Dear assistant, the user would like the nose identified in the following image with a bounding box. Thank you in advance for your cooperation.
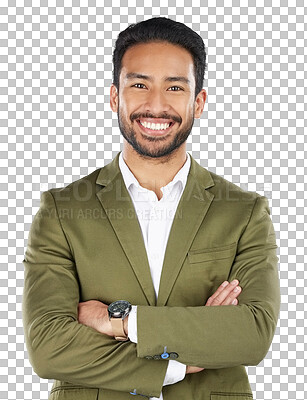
[143,88,171,114]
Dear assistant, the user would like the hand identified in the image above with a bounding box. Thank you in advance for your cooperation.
[186,365,205,374]
[186,279,242,375]
[205,279,241,306]
[78,300,114,337]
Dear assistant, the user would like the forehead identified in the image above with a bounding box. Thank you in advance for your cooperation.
[120,41,195,83]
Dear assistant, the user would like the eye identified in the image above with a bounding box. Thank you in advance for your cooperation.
[168,86,183,91]
[132,83,146,89]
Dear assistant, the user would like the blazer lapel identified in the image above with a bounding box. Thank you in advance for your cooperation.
[95,153,156,306]
[157,155,215,306]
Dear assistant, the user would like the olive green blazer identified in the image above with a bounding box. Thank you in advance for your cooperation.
[22,152,280,400]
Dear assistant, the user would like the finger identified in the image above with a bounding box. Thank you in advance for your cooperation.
[209,280,240,306]
[211,279,239,302]
[231,298,238,305]
[221,286,241,305]
[205,281,229,305]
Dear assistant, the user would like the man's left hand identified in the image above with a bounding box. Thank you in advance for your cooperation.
[78,300,115,337]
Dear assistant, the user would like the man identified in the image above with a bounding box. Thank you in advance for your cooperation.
[22,17,280,400]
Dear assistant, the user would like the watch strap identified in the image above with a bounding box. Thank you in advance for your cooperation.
[110,317,128,341]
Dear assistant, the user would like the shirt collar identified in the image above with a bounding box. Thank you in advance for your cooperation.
[119,151,191,193]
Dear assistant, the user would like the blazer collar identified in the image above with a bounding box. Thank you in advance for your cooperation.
[95,151,215,306]
[96,152,122,187]
[96,151,214,190]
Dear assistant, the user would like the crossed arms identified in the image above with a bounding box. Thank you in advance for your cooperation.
[78,278,243,376]
[22,190,280,398]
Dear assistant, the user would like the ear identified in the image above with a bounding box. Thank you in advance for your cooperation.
[194,89,207,118]
[110,84,119,113]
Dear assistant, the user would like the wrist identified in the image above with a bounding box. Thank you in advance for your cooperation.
[124,315,129,336]
[107,300,131,341]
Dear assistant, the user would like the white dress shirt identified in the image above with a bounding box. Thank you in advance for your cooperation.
[119,152,190,400]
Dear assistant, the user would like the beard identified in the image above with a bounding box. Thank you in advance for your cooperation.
[117,108,195,159]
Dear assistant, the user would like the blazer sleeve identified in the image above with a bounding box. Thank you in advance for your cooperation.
[22,190,168,398]
[136,195,281,369]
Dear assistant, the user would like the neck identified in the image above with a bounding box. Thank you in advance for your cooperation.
[122,143,188,200]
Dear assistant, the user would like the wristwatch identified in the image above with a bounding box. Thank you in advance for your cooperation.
[108,300,132,341]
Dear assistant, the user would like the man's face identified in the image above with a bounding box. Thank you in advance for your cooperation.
[110,41,206,158]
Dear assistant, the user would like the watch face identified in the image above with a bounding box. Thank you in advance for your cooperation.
[108,300,131,318]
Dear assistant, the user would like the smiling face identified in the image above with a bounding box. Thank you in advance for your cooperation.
[110,41,206,159]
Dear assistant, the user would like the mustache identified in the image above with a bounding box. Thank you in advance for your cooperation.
[130,112,182,124]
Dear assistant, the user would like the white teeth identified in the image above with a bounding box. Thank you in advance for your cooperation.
[140,121,171,130]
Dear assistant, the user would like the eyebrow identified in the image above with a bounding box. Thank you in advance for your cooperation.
[125,73,190,85]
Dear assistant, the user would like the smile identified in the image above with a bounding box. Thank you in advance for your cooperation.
[139,121,171,131]
[136,119,175,136]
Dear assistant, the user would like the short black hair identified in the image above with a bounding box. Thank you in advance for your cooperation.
[112,17,207,97]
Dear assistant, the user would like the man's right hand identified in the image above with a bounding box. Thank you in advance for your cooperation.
[205,279,241,307]
[186,365,205,374]
[186,279,241,375]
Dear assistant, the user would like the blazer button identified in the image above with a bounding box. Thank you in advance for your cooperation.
[145,356,153,360]
[169,352,179,359]
[153,355,161,360]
